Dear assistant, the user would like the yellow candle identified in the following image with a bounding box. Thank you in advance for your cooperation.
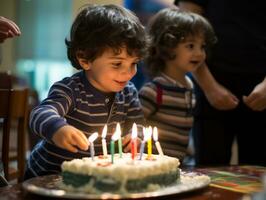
[147,126,152,158]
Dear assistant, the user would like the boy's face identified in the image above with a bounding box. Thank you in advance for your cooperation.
[81,48,139,93]
[166,35,206,75]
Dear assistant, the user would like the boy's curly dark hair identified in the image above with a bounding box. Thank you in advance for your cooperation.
[146,8,217,76]
[65,4,149,70]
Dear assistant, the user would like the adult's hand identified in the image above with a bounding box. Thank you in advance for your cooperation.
[204,81,239,110]
[193,63,239,110]
[0,16,21,43]
[243,77,266,111]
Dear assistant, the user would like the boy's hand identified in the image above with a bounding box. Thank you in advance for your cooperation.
[122,134,141,152]
[52,125,89,153]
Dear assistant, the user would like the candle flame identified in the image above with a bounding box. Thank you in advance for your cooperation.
[112,123,121,141]
[144,126,152,141]
[153,127,158,141]
[143,127,149,141]
[102,124,107,138]
[88,132,98,143]
[148,126,153,139]
[132,123,138,139]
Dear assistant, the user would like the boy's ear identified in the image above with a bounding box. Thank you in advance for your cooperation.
[76,51,91,70]
[77,58,91,70]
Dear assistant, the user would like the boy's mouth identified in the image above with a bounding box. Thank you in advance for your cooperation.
[190,60,200,65]
[114,80,127,87]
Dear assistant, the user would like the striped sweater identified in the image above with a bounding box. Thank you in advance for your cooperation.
[25,71,144,179]
[139,73,195,160]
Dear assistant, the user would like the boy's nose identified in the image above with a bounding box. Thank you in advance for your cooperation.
[195,49,206,58]
[122,68,136,80]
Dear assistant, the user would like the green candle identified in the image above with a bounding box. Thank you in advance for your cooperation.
[111,124,121,164]
[118,137,122,158]
[111,140,115,164]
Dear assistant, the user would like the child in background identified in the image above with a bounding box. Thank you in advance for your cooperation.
[24,4,148,180]
[139,8,216,162]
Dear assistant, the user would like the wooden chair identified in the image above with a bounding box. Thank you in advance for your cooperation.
[0,88,29,182]
[0,72,12,89]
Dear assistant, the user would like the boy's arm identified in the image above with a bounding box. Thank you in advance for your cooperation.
[29,82,74,143]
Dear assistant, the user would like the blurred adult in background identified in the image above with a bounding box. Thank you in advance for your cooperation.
[0,16,20,43]
[174,0,266,166]
[0,16,21,186]
[0,16,21,64]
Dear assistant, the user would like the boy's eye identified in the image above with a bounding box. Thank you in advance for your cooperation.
[112,63,121,68]
[187,44,194,49]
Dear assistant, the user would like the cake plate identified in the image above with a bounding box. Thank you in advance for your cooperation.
[22,171,211,199]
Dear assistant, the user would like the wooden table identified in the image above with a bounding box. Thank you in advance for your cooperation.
[0,183,245,200]
[0,165,264,200]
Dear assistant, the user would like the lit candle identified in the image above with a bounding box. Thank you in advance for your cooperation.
[147,126,153,158]
[139,127,149,160]
[88,132,98,161]
[110,128,120,164]
[101,124,108,157]
[116,123,123,158]
[153,127,164,156]
[131,123,138,160]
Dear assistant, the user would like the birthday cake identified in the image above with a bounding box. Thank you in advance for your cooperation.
[60,153,180,193]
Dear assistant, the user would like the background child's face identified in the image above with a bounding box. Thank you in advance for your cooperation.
[165,35,206,75]
[85,48,139,93]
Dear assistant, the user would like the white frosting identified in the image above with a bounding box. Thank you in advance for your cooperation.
[62,153,180,181]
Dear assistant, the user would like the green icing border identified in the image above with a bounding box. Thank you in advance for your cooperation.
[62,169,180,192]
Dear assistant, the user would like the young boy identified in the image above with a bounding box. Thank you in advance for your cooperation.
[24,4,148,180]
[139,8,216,162]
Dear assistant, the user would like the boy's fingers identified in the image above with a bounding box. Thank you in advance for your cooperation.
[122,134,131,145]
[64,142,78,153]
[72,132,89,151]
[124,143,131,152]
[136,138,141,148]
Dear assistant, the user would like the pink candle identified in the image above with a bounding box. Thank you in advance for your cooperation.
[131,123,138,160]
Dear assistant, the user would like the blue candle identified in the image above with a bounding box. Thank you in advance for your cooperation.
[139,140,145,160]
[139,127,148,160]
[88,132,98,161]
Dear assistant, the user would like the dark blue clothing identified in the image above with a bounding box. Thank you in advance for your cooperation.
[25,71,144,180]
[175,0,266,165]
